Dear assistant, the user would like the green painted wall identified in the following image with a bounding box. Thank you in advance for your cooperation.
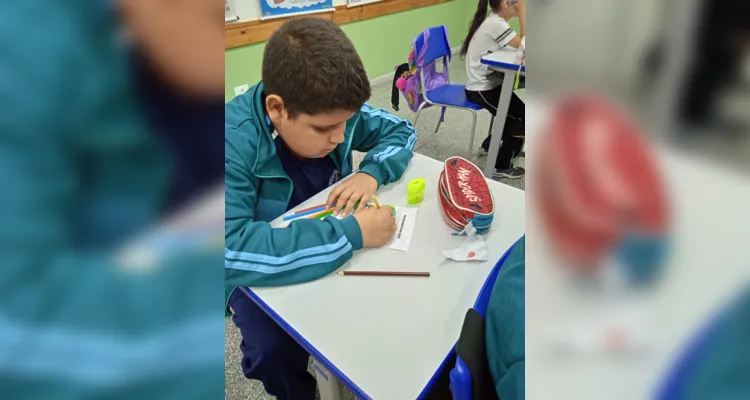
[224,0,523,101]
[225,0,474,101]
[226,44,264,101]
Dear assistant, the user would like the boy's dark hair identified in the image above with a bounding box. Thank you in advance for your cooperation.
[262,18,371,117]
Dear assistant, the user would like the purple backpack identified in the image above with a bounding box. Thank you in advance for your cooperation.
[396,26,451,119]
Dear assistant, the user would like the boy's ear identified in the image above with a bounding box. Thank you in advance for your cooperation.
[266,94,287,122]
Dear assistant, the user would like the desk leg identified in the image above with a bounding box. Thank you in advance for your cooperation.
[312,358,345,400]
[483,71,515,177]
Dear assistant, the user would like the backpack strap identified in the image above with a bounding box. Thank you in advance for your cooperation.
[414,28,431,68]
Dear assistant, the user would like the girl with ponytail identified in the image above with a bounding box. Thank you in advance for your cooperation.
[462,0,526,180]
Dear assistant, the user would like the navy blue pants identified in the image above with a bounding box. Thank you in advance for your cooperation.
[228,289,317,400]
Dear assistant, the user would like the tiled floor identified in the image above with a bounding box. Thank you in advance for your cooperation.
[225,56,524,400]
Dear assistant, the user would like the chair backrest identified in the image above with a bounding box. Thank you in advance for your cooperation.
[412,26,451,96]
[414,26,452,67]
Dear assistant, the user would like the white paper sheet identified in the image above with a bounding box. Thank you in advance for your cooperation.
[387,206,418,252]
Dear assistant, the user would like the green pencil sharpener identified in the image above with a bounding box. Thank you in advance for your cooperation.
[407,178,426,205]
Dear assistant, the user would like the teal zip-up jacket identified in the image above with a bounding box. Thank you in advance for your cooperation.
[679,288,750,400]
[225,82,416,302]
[1,3,223,398]
[486,236,525,400]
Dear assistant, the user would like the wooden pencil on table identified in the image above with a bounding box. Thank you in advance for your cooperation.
[337,271,430,277]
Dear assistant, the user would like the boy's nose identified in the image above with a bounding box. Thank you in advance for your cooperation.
[330,129,346,144]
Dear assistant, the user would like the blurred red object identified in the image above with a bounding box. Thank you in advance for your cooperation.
[535,95,669,271]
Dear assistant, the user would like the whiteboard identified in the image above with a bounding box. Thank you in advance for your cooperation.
[230,0,347,23]
[225,0,239,22]
[229,0,382,23]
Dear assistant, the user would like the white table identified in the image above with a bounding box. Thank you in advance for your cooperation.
[243,153,525,400]
[524,99,750,400]
[480,48,526,177]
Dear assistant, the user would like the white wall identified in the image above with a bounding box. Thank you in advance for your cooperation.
[530,0,663,91]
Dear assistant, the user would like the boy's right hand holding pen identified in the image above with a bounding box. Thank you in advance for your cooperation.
[353,204,396,248]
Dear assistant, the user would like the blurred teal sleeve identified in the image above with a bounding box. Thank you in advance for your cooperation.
[486,237,526,400]
[0,3,223,397]
[224,130,364,301]
[684,289,750,400]
[351,104,416,186]
[0,100,224,399]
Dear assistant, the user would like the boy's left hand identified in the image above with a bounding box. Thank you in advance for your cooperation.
[326,173,378,217]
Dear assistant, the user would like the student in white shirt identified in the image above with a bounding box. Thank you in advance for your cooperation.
[461,0,526,179]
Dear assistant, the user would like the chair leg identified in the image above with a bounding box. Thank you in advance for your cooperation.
[488,115,495,136]
[413,102,427,128]
[468,110,477,159]
[434,117,442,133]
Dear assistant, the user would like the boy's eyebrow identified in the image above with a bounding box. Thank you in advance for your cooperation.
[311,122,341,130]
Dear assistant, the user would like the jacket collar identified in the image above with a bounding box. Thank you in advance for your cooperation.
[248,82,280,177]
[248,81,357,178]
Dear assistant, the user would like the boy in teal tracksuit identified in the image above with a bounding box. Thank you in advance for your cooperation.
[224,18,416,399]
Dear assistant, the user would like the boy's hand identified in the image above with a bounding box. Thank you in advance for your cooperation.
[326,173,378,217]
[354,206,397,248]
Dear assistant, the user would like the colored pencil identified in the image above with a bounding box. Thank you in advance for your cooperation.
[294,204,328,215]
[308,207,335,219]
[371,195,381,209]
[316,210,335,219]
[318,211,335,219]
[283,208,321,221]
[337,271,430,277]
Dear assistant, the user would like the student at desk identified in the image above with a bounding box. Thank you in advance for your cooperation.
[461,0,526,180]
[224,18,416,400]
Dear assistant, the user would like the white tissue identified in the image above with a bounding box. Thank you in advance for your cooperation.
[441,222,489,262]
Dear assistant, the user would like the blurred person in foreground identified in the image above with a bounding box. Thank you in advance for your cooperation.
[672,287,750,400]
[485,237,525,400]
[0,1,224,399]
[449,237,524,400]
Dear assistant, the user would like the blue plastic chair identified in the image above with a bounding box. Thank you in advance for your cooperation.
[412,26,484,159]
[449,237,523,400]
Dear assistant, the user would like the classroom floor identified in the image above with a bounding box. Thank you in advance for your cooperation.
[225,56,524,400]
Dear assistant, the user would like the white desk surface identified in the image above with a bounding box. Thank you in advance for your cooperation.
[524,99,750,399]
[480,47,523,71]
[256,153,525,399]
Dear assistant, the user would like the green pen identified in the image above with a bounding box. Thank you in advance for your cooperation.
[316,210,335,219]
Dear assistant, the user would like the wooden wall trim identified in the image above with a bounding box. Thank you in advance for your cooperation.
[225,0,449,50]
